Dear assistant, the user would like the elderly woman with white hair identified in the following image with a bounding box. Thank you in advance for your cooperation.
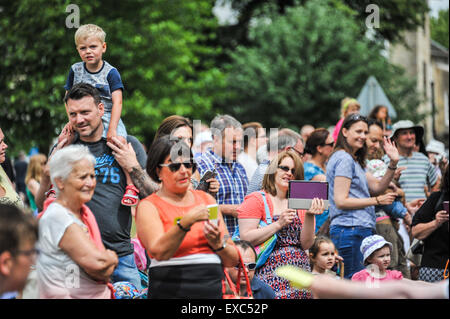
[36,145,118,299]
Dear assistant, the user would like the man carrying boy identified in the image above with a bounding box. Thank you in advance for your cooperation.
[42,83,157,290]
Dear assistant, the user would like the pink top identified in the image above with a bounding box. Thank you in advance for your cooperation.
[351,268,403,282]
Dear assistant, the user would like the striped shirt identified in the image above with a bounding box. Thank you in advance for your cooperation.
[383,152,438,202]
[196,150,248,235]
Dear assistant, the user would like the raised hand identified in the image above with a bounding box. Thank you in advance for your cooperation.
[383,136,399,163]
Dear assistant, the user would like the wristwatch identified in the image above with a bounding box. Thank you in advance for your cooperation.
[212,240,227,252]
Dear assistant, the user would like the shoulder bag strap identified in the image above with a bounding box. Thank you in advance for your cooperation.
[259,191,272,224]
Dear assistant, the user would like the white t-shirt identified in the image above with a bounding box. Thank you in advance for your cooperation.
[36,202,110,299]
[238,152,258,181]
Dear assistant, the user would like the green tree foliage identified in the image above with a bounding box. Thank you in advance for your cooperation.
[0,0,225,154]
[430,8,449,49]
[220,0,424,130]
[219,0,429,48]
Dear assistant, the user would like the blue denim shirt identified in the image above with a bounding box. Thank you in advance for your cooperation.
[326,150,375,229]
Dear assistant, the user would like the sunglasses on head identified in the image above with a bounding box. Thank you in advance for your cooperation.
[234,262,257,271]
[159,161,196,172]
[347,114,368,123]
[278,165,296,175]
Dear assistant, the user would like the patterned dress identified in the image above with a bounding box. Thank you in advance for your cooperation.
[255,214,312,299]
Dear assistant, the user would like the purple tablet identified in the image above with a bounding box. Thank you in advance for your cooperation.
[288,180,329,210]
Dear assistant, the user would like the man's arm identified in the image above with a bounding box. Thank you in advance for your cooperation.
[128,165,159,198]
[107,136,159,198]
[219,204,240,218]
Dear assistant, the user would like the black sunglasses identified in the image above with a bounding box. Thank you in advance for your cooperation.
[278,165,295,175]
[234,262,257,271]
[160,161,197,172]
[347,114,368,123]
[321,141,335,147]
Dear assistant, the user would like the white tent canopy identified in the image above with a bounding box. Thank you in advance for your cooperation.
[357,76,397,119]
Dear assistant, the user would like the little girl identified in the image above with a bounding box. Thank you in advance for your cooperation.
[309,236,339,276]
[352,234,403,282]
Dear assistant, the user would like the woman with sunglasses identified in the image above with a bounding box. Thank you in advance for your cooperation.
[303,128,335,233]
[136,135,238,299]
[326,113,399,279]
[238,150,325,299]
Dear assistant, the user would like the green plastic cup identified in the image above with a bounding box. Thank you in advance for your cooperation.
[207,204,219,225]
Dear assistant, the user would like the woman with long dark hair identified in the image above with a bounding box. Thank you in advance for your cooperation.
[326,114,399,279]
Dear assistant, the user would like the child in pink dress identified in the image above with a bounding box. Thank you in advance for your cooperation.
[351,234,403,282]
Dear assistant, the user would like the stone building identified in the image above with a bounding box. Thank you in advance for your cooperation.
[389,9,448,149]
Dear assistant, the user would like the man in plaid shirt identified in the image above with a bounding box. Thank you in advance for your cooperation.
[196,114,248,235]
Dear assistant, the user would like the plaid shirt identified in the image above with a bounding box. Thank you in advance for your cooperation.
[196,150,248,235]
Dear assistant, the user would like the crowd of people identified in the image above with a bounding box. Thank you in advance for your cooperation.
[1,24,448,300]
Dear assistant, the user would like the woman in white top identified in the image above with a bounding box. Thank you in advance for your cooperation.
[37,145,118,299]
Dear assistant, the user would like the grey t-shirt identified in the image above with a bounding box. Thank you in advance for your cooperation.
[70,135,146,257]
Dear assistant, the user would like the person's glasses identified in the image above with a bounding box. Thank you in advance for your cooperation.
[234,262,257,271]
[322,141,335,147]
[287,146,304,158]
[160,161,197,172]
[278,165,295,175]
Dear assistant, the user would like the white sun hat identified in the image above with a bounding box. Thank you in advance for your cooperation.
[360,235,393,263]
[426,139,445,156]
[389,120,424,141]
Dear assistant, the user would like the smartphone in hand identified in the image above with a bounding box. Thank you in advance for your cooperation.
[196,169,217,192]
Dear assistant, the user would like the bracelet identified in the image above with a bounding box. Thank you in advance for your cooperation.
[375,196,381,205]
[212,241,227,252]
[176,219,190,232]
[387,165,397,170]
